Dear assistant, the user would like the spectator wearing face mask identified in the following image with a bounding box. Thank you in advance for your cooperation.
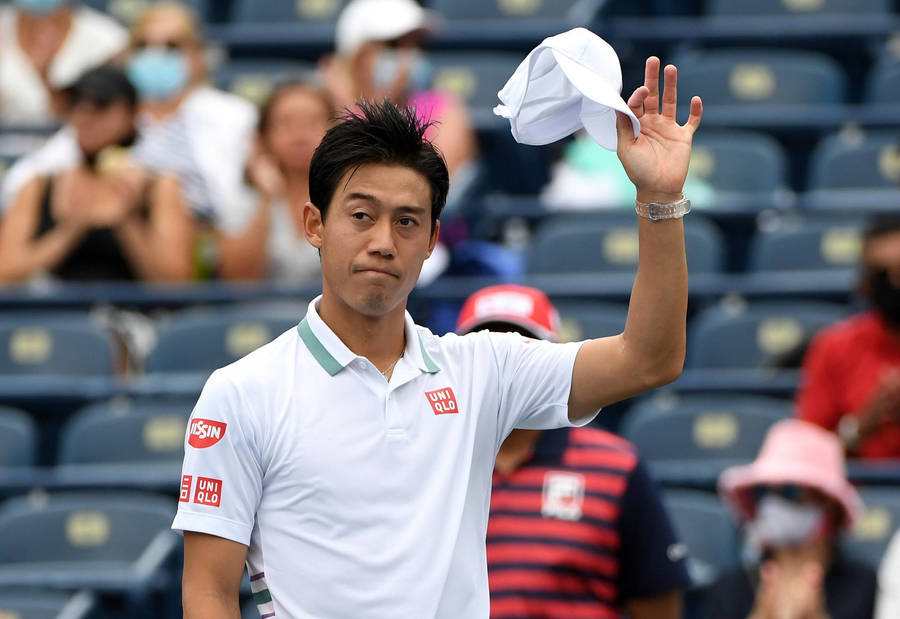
[323,0,477,189]
[0,0,127,124]
[703,419,876,619]
[1,1,257,242]
[795,215,900,459]
[0,65,193,283]
[217,81,335,282]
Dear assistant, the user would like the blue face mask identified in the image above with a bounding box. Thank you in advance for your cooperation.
[126,48,189,101]
[15,0,66,15]
[373,50,432,94]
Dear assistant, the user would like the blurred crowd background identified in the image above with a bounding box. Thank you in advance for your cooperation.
[1,0,900,617]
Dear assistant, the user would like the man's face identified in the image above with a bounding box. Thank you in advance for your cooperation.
[305,163,438,317]
[864,230,900,286]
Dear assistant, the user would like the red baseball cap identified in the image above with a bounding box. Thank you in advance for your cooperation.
[456,285,560,342]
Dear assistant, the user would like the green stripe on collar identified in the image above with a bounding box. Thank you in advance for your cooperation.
[418,332,440,374]
[297,318,345,376]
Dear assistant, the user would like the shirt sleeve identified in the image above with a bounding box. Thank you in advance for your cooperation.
[877,531,900,619]
[795,331,843,430]
[171,369,263,546]
[617,458,692,600]
[489,332,598,439]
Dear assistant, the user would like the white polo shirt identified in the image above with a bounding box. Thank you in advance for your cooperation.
[172,296,596,619]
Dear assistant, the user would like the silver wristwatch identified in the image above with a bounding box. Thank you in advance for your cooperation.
[635,196,692,221]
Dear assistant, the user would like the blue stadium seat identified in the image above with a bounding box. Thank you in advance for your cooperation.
[687,301,848,369]
[662,489,739,587]
[749,220,863,271]
[79,0,208,23]
[429,52,522,130]
[866,60,900,105]
[527,215,724,274]
[146,306,302,373]
[232,0,349,23]
[842,487,900,567]
[689,131,790,207]
[0,406,38,467]
[429,0,596,20]
[677,50,845,108]
[0,493,178,602]
[58,399,192,465]
[214,59,317,105]
[0,589,96,619]
[553,301,627,342]
[0,313,114,376]
[708,0,889,16]
[622,394,791,463]
[805,131,900,210]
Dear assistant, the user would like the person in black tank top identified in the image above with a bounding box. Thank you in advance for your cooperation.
[0,65,193,284]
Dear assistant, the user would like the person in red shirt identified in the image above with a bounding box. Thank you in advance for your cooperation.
[796,215,900,458]
[457,284,691,619]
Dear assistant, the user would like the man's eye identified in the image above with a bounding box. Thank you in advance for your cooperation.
[352,212,369,220]
[398,217,417,226]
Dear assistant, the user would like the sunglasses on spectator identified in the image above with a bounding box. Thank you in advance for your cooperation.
[132,38,193,50]
[751,484,805,503]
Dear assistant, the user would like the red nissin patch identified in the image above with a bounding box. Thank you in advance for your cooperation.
[194,477,222,507]
[179,475,192,502]
[188,419,227,448]
[425,387,460,415]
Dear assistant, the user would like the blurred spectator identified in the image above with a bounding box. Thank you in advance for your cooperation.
[0,0,127,124]
[217,81,333,282]
[456,285,691,619]
[541,131,715,210]
[705,419,876,619]
[796,215,900,459]
[0,65,192,283]
[1,2,257,239]
[877,528,900,619]
[324,0,477,187]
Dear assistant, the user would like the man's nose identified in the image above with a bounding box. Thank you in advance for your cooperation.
[367,218,396,257]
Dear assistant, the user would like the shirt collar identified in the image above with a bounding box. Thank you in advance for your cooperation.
[297,295,440,376]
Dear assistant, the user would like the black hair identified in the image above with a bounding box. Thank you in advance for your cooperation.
[864,214,900,245]
[65,64,138,111]
[308,99,449,232]
[258,78,336,134]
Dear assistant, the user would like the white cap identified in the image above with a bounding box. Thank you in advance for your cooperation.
[493,27,640,150]
[336,0,432,56]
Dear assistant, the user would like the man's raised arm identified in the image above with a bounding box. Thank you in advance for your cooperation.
[568,56,703,419]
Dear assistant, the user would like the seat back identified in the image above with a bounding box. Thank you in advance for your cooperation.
[709,0,889,16]
[215,59,317,105]
[689,130,788,194]
[58,400,194,465]
[866,61,900,104]
[554,301,628,342]
[528,216,724,274]
[429,52,522,116]
[677,50,845,107]
[0,406,38,467]
[0,493,174,564]
[147,307,302,373]
[428,0,595,20]
[749,221,863,271]
[232,0,349,22]
[0,314,114,376]
[842,487,900,567]
[808,131,900,191]
[623,394,791,462]
[0,589,95,619]
[663,489,739,587]
[688,302,847,369]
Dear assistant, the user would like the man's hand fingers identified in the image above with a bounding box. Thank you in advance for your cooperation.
[615,112,634,151]
[684,96,703,134]
[627,85,649,118]
[661,64,678,119]
[643,57,661,114]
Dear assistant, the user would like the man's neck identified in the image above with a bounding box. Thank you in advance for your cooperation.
[495,430,543,475]
[317,290,407,370]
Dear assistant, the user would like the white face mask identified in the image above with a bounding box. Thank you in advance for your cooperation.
[751,494,825,549]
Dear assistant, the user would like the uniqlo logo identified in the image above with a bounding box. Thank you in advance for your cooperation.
[179,475,192,502]
[188,419,227,448]
[425,387,459,415]
[193,477,222,507]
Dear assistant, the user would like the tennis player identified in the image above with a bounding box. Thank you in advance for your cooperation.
[175,56,702,618]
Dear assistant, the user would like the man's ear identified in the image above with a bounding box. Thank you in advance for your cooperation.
[303,202,324,249]
[425,220,440,259]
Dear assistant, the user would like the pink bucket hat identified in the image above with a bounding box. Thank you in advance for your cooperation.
[718,419,862,529]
